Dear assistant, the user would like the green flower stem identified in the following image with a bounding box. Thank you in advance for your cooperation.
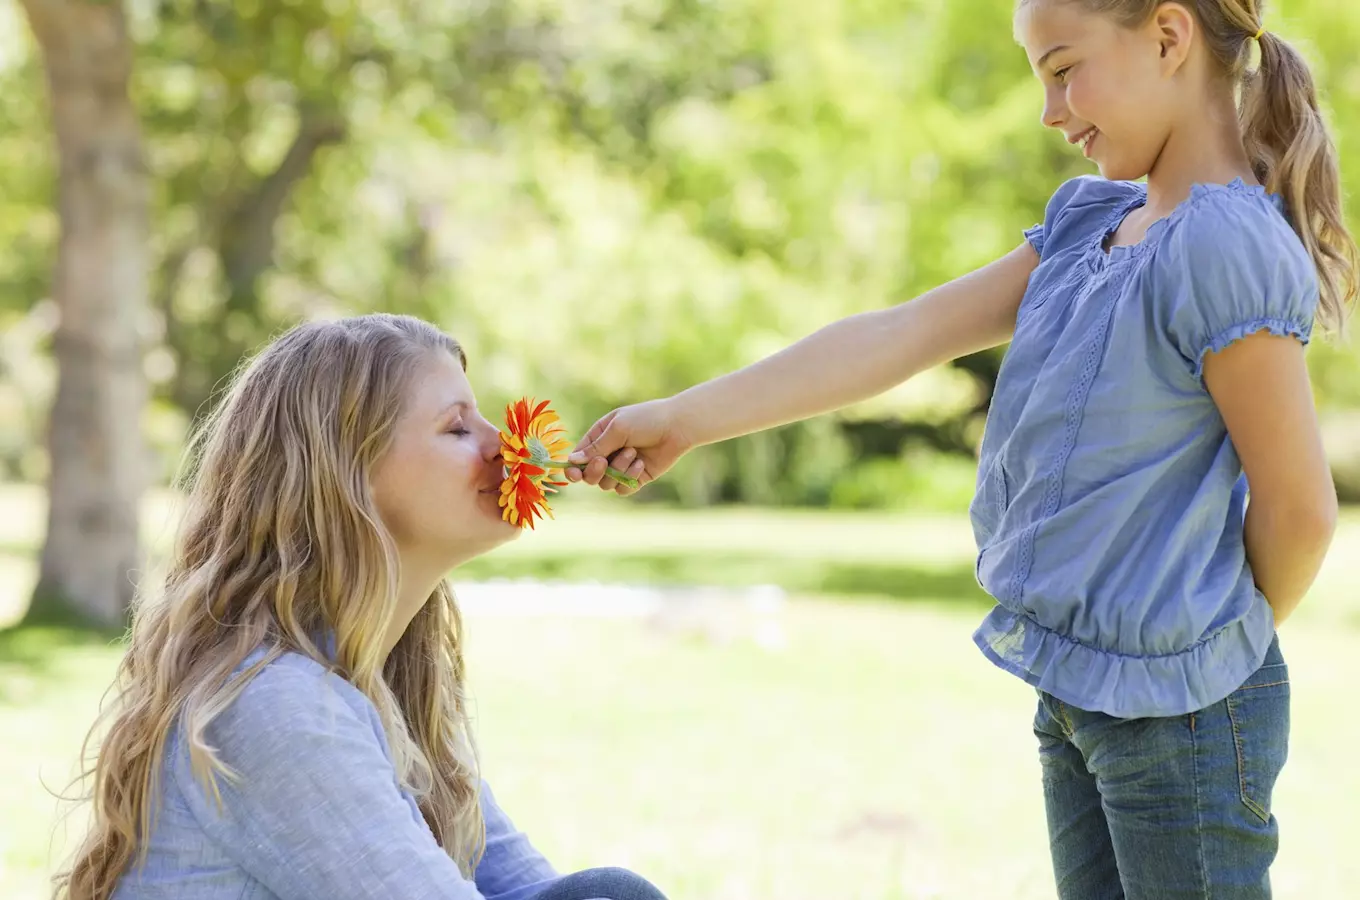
[535,457,640,490]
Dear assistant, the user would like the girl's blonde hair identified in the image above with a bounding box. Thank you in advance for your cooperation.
[54,314,484,899]
[1032,0,1358,331]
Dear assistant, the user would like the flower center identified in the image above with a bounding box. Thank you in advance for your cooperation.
[526,436,552,460]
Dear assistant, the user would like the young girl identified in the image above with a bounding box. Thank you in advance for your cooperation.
[568,1,1354,895]
[57,315,666,900]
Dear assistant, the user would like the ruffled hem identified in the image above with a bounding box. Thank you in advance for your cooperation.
[1191,317,1312,382]
[972,599,1276,719]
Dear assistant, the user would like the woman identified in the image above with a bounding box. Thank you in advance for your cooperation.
[55,314,666,900]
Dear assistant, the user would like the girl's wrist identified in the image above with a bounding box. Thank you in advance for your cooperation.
[664,391,710,450]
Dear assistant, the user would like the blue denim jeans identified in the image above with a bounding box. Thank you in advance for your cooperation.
[534,867,668,900]
[1034,636,1289,899]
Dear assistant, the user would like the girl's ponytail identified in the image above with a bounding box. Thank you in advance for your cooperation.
[1056,0,1360,331]
[1239,26,1357,332]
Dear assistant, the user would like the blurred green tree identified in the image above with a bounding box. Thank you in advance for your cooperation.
[16,0,148,626]
[4,0,1360,628]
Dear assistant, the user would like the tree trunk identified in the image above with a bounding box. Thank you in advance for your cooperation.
[20,0,149,627]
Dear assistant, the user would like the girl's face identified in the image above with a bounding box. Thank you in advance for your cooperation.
[371,350,518,572]
[1016,1,1186,182]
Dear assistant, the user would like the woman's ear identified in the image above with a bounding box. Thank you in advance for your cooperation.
[1151,1,1196,73]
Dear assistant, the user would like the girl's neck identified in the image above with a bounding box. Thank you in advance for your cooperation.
[1142,92,1258,217]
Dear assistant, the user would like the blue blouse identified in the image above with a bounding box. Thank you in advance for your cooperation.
[112,651,567,900]
[970,175,1319,718]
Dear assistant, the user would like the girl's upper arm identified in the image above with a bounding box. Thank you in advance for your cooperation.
[887,240,1040,368]
[954,239,1042,343]
[174,663,485,900]
[1203,331,1333,511]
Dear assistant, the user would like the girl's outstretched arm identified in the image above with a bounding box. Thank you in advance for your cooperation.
[569,242,1039,492]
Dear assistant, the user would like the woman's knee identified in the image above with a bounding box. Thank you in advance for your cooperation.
[535,866,668,900]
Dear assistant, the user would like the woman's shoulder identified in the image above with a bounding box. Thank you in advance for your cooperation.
[217,648,378,738]
[160,649,393,827]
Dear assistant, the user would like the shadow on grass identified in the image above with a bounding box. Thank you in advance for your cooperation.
[0,585,126,705]
[456,552,993,608]
[0,539,36,557]
[0,624,122,704]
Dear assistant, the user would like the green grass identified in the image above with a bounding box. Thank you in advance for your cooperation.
[2,484,1359,899]
[0,484,995,626]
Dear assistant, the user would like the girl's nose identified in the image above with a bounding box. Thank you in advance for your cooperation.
[1041,87,1066,130]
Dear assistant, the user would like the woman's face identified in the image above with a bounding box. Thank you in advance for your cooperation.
[371,350,518,572]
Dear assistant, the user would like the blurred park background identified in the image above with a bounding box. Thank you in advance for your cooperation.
[2,0,1359,897]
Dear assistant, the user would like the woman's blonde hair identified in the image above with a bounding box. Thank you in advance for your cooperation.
[1029,0,1358,332]
[54,314,484,899]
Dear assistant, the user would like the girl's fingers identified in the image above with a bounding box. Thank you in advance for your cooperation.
[584,456,609,486]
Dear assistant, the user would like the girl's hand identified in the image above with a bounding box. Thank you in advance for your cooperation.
[565,398,695,495]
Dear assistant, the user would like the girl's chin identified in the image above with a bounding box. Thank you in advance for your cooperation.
[1094,153,1155,184]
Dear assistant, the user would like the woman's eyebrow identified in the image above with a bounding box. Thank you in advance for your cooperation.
[435,400,470,422]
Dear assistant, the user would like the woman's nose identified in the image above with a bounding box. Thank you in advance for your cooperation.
[477,416,503,460]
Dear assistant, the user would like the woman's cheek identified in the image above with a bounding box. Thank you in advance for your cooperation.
[450,441,484,487]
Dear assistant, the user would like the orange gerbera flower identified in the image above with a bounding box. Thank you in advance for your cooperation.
[498,397,642,530]
[498,398,570,529]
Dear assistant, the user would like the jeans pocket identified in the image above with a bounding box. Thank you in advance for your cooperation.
[1224,654,1290,824]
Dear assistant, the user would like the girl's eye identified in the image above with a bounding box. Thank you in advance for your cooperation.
[1054,66,1072,83]
[449,426,471,436]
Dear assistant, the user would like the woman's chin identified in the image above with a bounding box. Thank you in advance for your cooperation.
[439,493,521,558]
[480,492,523,537]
